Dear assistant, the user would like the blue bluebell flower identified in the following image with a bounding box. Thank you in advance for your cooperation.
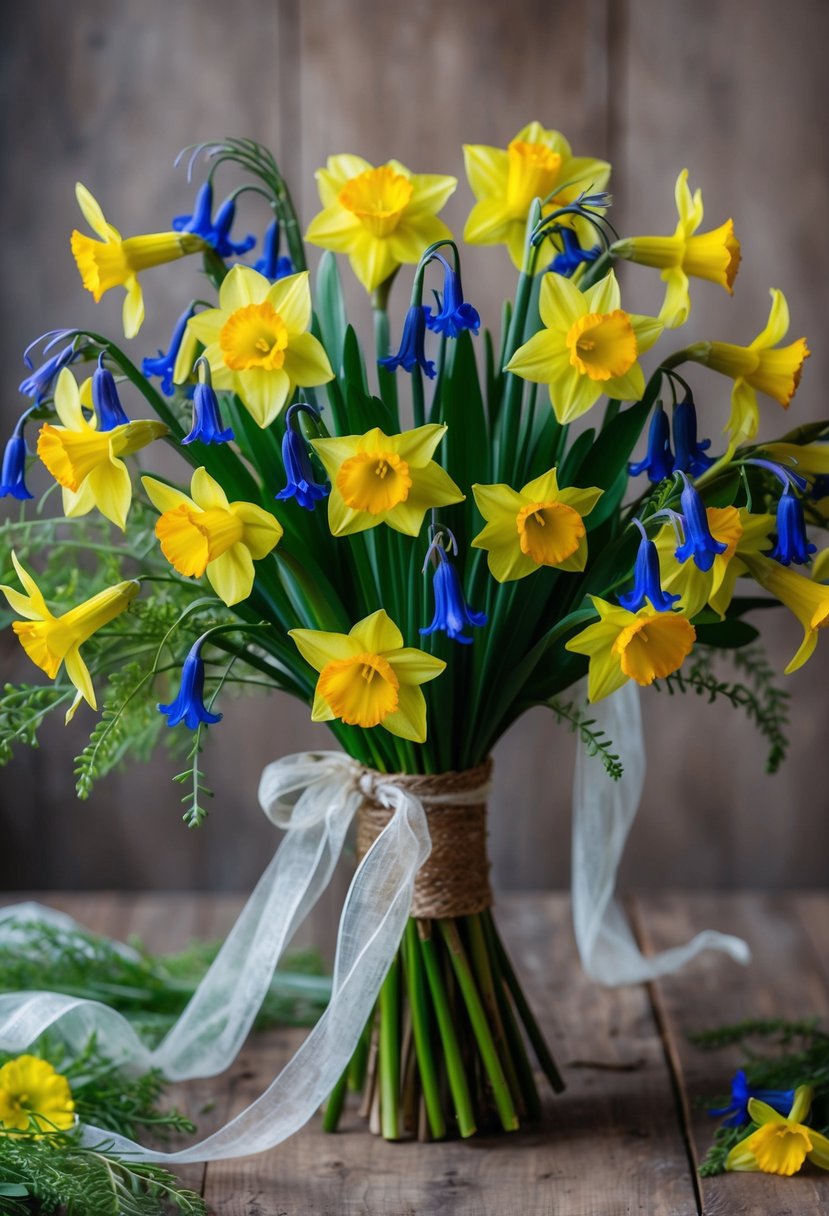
[0,413,34,500]
[276,403,329,510]
[379,306,436,378]
[709,1070,795,1129]
[629,406,674,482]
[420,549,487,645]
[182,376,235,446]
[549,229,602,277]
[674,475,728,572]
[618,522,680,612]
[253,220,294,281]
[92,356,130,430]
[424,254,480,338]
[173,181,255,258]
[143,305,196,397]
[672,397,714,476]
[770,488,816,566]
[158,637,223,729]
[19,331,80,400]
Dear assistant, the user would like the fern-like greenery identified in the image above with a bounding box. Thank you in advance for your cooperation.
[547,698,624,779]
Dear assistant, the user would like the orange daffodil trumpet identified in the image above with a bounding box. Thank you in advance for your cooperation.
[0,552,139,722]
[726,1085,829,1177]
[612,169,741,328]
[471,469,602,582]
[312,424,464,537]
[36,368,167,531]
[71,184,205,339]
[506,270,663,423]
[174,265,334,428]
[565,597,696,703]
[463,121,611,270]
[142,467,283,606]
[305,156,456,293]
[289,610,445,742]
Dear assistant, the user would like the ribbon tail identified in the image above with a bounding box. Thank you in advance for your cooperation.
[571,679,751,986]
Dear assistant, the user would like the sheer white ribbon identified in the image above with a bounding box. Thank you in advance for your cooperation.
[571,679,751,984]
[0,688,750,1161]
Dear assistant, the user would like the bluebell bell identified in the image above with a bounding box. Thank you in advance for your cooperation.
[253,220,294,281]
[92,357,130,430]
[19,331,79,400]
[379,306,436,378]
[672,397,714,476]
[276,405,329,510]
[173,181,255,258]
[143,305,196,397]
[182,380,235,446]
[424,255,480,338]
[158,639,223,729]
[0,414,34,500]
[629,407,674,482]
[674,476,728,572]
[420,550,487,645]
[709,1070,795,1129]
[770,488,816,566]
[618,525,680,613]
[549,229,602,277]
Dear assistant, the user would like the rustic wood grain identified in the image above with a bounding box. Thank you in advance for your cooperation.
[634,891,829,1216]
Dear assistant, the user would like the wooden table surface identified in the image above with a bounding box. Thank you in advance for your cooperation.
[5,891,829,1216]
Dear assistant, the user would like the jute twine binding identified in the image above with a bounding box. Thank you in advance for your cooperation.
[356,759,493,919]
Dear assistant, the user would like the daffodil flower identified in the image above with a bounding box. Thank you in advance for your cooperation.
[142,467,283,606]
[565,596,696,702]
[685,289,809,450]
[70,183,204,338]
[655,506,775,619]
[0,1054,75,1135]
[36,368,167,531]
[174,266,333,428]
[505,271,663,424]
[463,121,610,270]
[289,610,445,742]
[471,468,602,582]
[612,170,741,328]
[305,155,456,293]
[726,1085,829,1176]
[312,424,464,538]
[0,552,139,722]
[741,551,829,673]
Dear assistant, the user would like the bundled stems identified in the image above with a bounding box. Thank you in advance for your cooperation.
[322,909,563,1139]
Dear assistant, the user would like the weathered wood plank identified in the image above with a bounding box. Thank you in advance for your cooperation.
[635,892,829,1216]
[203,892,695,1215]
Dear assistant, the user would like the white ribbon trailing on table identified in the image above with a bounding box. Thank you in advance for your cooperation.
[0,689,749,1161]
[571,679,751,985]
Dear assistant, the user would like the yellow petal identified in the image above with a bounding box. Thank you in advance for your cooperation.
[557,485,603,517]
[75,182,119,241]
[218,264,269,312]
[406,173,457,217]
[382,683,429,743]
[206,544,255,606]
[506,329,567,383]
[550,369,603,423]
[122,276,144,339]
[659,267,691,329]
[387,213,453,265]
[807,1130,829,1171]
[386,648,446,686]
[53,368,87,430]
[232,501,283,559]
[64,644,96,712]
[674,168,703,232]
[10,553,50,615]
[752,288,790,350]
[84,458,132,531]
[191,467,230,511]
[463,198,512,245]
[350,609,403,655]
[394,423,448,466]
[472,481,526,524]
[584,270,621,315]
[304,203,362,250]
[539,272,586,331]
[235,366,291,428]
[267,270,313,334]
[384,463,464,536]
[462,144,509,200]
[521,468,560,502]
[347,229,400,293]
[317,154,374,205]
[185,308,224,348]
[289,627,359,672]
[282,332,335,386]
[630,314,664,354]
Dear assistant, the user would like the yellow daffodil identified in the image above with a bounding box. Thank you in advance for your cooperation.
[0,1055,75,1135]
[312,424,463,538]
[289,610,445,742]
[0,552,139,722]
[726,1085,829,1177]
[36,368,167,531]
[565,596,696,702]
[506,271,662,423]
[142,467,283,606]
[174,266,333,428]
[463,122,610,270]
[741,551,829,673]
[655,506,775,618]
[305,156,456,293]
[686,289,810,450]
[612,170,740,328]
[471,468,602,582]
[759,442,829,476]
[70,183,204,339]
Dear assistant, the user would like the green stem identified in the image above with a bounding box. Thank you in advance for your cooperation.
[466,915,523,1114]
[404,921,446,1140]
[412,367,426,429]
[417,925,476,1137]
[379,955,401,1140]
[322,1065,349,1133]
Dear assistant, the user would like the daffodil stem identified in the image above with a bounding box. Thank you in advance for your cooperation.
[374,307,399,422]
[412,367,426,430]
[322,1064,349,1133]
[578,248,615,291]
[404,921,446,1139]
[379,954,401,1140]
[465,915,523,1115]
[417,923,477,1137]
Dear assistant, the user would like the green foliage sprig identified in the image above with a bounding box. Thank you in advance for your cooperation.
[546,698,624,779]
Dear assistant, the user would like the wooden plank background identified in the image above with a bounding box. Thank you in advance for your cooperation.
[1,0,828,894]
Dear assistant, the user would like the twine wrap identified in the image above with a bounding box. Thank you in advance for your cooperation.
[356,759,493,918]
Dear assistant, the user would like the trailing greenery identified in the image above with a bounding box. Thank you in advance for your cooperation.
[547,697,624,779]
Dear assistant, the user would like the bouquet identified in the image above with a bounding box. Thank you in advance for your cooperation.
[0,124,825,1157]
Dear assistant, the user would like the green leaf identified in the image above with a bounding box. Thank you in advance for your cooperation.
[341,324,369,397]
[700,469,741,509]
[694,619,760,648]
[586,399,650,491]
[344,383,396,436]
[315,251,347,373]
[558,428,596,486]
